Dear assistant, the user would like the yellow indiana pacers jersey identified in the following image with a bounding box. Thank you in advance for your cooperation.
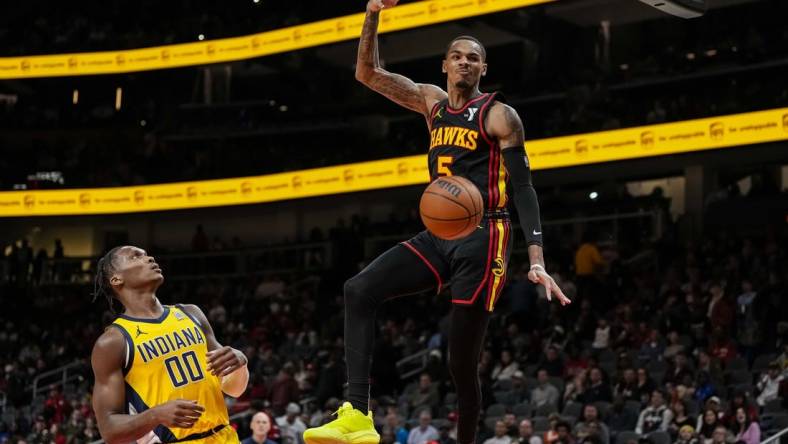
[111,304,236,443]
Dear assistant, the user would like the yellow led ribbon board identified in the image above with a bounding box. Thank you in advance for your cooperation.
[1,107,786,217]
[0,0,555,79]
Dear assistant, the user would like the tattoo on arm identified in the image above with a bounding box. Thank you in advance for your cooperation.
[355,10,441,115]
[500,105,525,147]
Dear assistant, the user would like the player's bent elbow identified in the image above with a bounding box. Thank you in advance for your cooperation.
[355,68,372,84]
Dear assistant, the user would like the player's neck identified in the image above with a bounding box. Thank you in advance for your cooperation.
[446,85,482,110]
[121,292,163,318]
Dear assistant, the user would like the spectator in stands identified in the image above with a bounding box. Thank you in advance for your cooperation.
[731,407,760,444]
[276,403,306,444]
[695,351,723,388]
[634,368,656,406]
[563,369,587,406]
[406,373,440,415]
[667,400,693,439]
[553,421,575,444]
[573,404,610,444]
[518,419,543,444]
[635,390,673,434]
[663,353,693,386]
[503,413,519,438]
[244,411,278,444]
[438,423,457,444]
[662,331,685,361]
[579,368,612,404]
[674,425,699,444]
[574,231,605,304]
[735,279,760,362]
[606,396,638,434]
[531,369,560,409]
[591,318,611,351]
[509,371,530,404]
[697,409,721,444]
[484,420,513,444]
[755,362,784,406]
[614,368,638,402]
[722,390,757,428]
[708,426,729,444]
[539,346,566,378]
[382,411,409,444]
[270,362,300,415]
[639,330,665,364]
[707,283,733,333]
[408,410,438,444]
[492,350,520,382]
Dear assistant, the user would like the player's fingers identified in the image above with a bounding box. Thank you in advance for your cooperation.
[221,363,239,376]
[209,355,234,375]
[544,280,552,301]
[528,270,538,283]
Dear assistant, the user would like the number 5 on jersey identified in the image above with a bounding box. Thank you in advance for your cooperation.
[438,156,454,176]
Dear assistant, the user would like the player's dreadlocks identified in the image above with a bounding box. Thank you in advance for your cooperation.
[92,246,123,313]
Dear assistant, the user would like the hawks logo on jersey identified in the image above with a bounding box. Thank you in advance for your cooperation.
[429,126,479,150]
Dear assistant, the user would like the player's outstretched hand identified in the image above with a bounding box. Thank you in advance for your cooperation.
[367,0,398,13]
[207,346,248,377]
[154,399,205,429]
[528,268,571,306]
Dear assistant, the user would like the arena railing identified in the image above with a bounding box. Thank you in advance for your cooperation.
[763,426,788,444]
[364,210,663,259]
[10,242,332,285]
[30,360,88,403]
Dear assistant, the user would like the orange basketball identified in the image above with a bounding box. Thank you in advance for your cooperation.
[419,176,484,240]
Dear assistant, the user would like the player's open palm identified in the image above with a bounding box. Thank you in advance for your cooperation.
[155,399,205,429]
[368,0,398,13]
[528,268,571,306]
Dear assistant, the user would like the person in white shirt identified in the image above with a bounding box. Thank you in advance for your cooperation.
[530,369,559,409]
[483,420,512,444]
[408,410,439,444]
[492,350,520,381]
[756,363,784,407]
[517,419,543,444]
[635,390,673,434]
[277,403,307,444]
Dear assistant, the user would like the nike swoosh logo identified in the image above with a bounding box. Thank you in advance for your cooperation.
[533,230,542,235]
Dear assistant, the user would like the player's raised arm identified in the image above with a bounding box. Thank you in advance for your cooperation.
[355,0,447,117]
[486,103,571,306]
[179,304,249,398]
[91,328,205,444]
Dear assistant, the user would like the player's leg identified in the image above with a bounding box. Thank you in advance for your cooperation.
[305,233,447,444]
[446,218,513,444]
[345,234,447,412]
[448,306,491,444]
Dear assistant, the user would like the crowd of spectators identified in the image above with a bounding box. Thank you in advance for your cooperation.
[1,204,786,444]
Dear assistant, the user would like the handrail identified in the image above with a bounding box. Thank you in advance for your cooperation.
[30,360,87,403]
[763,426,788,444]
[396,349,431,380]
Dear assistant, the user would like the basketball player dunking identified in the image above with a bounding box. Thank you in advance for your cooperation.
[304,1,571,444]
[90,246,248,443]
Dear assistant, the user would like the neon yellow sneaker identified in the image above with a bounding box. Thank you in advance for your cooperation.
[303,402,380,444]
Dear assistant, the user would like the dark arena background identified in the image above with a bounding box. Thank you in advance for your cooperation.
[1,0,787,443]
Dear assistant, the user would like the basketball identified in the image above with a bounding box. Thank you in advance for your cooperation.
[419,176,483,240]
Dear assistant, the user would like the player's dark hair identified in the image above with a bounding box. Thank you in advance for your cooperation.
[93,246,123,313]
[447,35,486,60]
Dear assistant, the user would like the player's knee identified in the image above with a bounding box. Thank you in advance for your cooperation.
[344,274,369,308]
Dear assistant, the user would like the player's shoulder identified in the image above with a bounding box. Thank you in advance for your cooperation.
[91,325,126,369]
[175,303,209,325]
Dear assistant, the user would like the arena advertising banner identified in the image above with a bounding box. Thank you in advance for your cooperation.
[0,0,554,79]
[0,107,786,217]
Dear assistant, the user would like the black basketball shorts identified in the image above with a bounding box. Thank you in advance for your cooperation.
[401,213,513,312]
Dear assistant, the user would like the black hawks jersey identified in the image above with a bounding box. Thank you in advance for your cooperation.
[427,92,508,211]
